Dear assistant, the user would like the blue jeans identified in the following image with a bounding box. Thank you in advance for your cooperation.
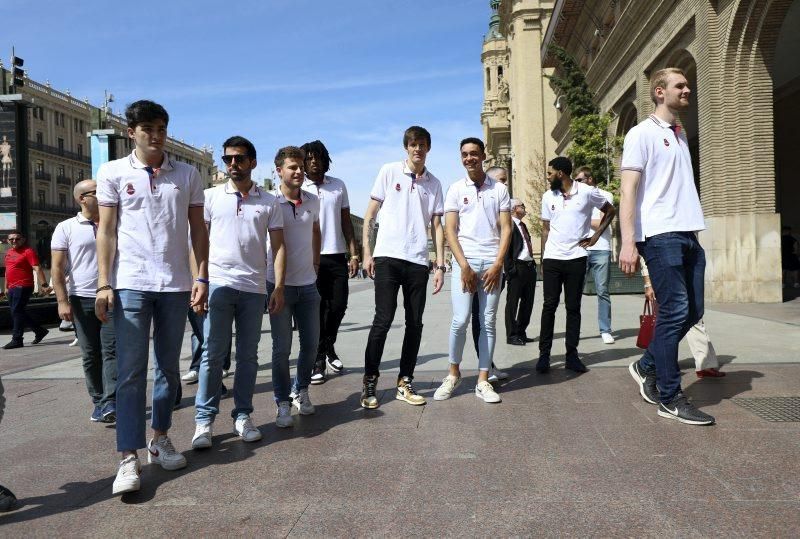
[449,259,501,371]
[114,289,190,451]
[267,282,320,402]
[636,232,705,403]
[195,285,265,423]
[587,250,612,333]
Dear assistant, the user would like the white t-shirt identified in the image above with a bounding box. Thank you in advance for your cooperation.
[621,114,705,242]
[587,187,614,252]
[444,176,510,259]
[302,175,350,255]
[541,182,609,260]
[512,217,534,262]
[370,161,444,267]
[205,181,283,294]
[51,213,101,297]
[97,151,204,292]
[267,189,320,287]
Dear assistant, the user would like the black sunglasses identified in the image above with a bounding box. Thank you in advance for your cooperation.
[222,154,250,165]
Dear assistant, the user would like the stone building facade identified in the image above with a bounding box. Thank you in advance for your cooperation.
[540,0,799,302]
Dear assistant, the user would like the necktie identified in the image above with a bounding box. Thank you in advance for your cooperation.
[519,221,533,257]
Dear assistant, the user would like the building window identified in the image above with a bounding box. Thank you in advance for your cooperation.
[74,118,79,132]
[58,165,65,177]
[35,160,44,174]
[32,108,38,120]
[39,107,45,120]
[36,132,43,145]
[60,112,65,126]
[58,138,64,153]
[59,193,67,208]
[497,65,503,83]
[78,144,83,157]
[486,67,491,90]
[37,190,46,205]
[79,120,84,133]
[78,170,84,181]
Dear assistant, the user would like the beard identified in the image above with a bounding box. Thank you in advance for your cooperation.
[550,178,562,191]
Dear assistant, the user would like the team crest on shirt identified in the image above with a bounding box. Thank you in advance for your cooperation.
[125,183,135,195]
[551,204,555,211]
[395,183,401,191]
[663,138,670,147]
[463,197,469,205]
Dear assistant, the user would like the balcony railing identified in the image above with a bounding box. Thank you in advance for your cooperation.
[56,175,72,186]
[34,171,52,181]
[28,140,91,164]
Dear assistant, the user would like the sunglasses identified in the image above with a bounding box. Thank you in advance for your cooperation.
[80,190,97,198]
[221,154,250,165]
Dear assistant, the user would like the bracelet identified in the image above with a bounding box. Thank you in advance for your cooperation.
[350,255,360,261]
[195,278,209,284]
[96,285,113,293]
[644,284,652,288]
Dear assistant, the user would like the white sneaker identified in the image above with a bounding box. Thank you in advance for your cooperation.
[181,370,199,383]
[69,337,79,347]
[147,435,187,470]
[433,374,461,401]
[475,381,502,403]
[191,423,213,450]
[275,401,293,428]
[487,368,509,383]
[112,455,141,495]
[290,388,315,415]
[601,332,615,344]
[233,416,262,442]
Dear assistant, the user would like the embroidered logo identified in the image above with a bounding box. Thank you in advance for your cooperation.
[463,197,469,204]
[395,183,401,191]
[551,204,555,211]
[664,138,670,147]
[125,183,135,195]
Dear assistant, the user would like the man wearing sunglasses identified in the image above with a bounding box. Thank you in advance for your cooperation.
[51,179,118,424]
[2,231,50,349]
[192,136,285,449]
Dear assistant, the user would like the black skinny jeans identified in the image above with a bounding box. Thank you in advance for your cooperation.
[538,257,587,360]
[316,253,350,351]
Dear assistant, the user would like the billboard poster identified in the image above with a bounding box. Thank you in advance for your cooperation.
[0,106,19,235]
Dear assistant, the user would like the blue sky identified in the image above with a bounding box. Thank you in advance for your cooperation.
[4,0,490,217]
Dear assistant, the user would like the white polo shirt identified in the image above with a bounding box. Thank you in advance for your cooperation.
[205,181,283,294]
[444,176,510,259]
[621,114,705,241]
[587,188,614,252]
[267,189,320,287]
[51,213,102,297]
[302,175,350,255]
[512,217,534,262]
[370,160,444,267]
[97,151,204,292]
[541,182,609,260]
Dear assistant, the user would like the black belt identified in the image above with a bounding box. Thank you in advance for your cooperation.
[515,259,536,267]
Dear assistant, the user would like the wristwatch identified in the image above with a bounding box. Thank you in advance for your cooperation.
[435,265,447,273]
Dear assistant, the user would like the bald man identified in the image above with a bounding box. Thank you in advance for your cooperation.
[51,179,118,423]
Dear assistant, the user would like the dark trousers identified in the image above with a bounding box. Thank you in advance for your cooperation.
[8,286,44,341]
[364,257,429,380]
[316,253,349,351]
[538,257,587,359]
[505,262,537,340]
[187,310,230,372]
[71,295,117,407]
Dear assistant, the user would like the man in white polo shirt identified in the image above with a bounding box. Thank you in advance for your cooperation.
[94,100,209,495]
[360,125,445,409]
[619,67,714,426]
[191,136,285,449]
[301,140,359,384]
[434,137,511,403]
[575,166,616,344]
[537,156,615,375]
[51,179,117,424]
[268,146,321,428]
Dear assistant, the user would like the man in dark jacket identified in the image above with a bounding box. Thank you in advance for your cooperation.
[504,199,537,346]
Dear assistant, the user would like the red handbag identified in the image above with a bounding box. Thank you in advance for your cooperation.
[636,299,657,349]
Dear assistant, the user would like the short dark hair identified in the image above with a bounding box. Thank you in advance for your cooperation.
[8,230,24,238]
[301,140,332,173]
[222,136,257,159]
[125,100,169,129]
[403,126,431,149]
[460,137,485,153]
[548,156,573,176]
[274,146,305,168]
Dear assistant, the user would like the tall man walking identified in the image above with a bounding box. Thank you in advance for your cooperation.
[192,136,285,449]
[95,100,209,495]
[537,157,615,374]
[301,140,359,384]
[361,126,445,409]
[619,68,714,426]
[51,179,117,423]
[434,138,511,403]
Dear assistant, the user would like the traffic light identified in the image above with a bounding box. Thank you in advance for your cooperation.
[11,56,24,88]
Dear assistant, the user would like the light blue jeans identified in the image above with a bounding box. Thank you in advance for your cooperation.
[195,285,265,423]
[449,259,501,372]
[587,250,612,333]
[267,282,320,402]
[114,289,190,451]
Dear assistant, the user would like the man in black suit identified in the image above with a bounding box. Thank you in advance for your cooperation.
[504,199,537,345]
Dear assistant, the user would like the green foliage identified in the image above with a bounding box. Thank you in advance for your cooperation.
[546,45,597,117]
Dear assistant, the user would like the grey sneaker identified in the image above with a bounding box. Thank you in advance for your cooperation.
[275,401,293,428]
[657,393,715,426]
[628,361,659,405]
[147,435,187,470]
[290,388,315,415]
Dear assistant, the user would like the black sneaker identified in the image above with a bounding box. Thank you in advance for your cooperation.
[326,347,344,374]
[565,356,588,373]
[2,340,23,350]
[361,374,379,409]
[535,356,550,373]
[32,328,49,344]
[0,484,17,512]
[310,353,327,385]
[628,361,659,405]
[657,393,715,425]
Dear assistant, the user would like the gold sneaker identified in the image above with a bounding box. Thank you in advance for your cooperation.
[361,375,379,409]
[396,376,426,406]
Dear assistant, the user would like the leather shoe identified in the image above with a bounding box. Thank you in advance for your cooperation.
[506,336,526,346]
[565,357,588,373]
[3,340,23,350]
[523,335,535,343]
[535,356,550,373]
